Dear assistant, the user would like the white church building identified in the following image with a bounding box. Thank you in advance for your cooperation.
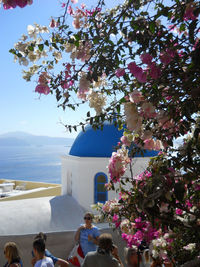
[61,122,159,211]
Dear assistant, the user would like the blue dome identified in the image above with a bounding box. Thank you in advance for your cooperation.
[69,122,159,158]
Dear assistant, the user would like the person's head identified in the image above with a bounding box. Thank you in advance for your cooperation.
[4,242,20,263]
[124,246,140,266]
[143,249,151,264]
[34,232,47,242]
[83,212,93,225]
[33,238,46,257]
[98,233,113,252]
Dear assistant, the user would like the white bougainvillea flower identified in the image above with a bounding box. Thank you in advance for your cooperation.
[27,25,38,39]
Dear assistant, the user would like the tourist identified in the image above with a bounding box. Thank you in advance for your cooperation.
[124,246,145,267]
[81,233,122,267]
[32,238,54,267]
[31,232,69,266]
[3,241,23,267]
[75,212,100,257]
[142,249,152,266]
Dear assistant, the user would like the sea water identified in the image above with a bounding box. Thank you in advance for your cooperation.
[0,145,70,184]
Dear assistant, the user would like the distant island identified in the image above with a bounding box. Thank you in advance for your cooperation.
[0,132,74,147]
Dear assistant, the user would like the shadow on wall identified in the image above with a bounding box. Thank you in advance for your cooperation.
[0,229,127,267]
[49,194,86,231]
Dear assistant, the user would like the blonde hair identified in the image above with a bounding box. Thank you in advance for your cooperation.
[4,242,20,263]
[124,246,141,265]
[143,249,150,263]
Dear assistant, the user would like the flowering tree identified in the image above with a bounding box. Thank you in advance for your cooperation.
[10,0,200,265]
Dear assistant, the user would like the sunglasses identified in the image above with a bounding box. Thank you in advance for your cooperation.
[84,216,91,220]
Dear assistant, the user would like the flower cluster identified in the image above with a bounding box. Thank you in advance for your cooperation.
[1,0,33,9]
[12,23,49,69]
[151,234,172,260]
[35,72,50,95]
[88,90,106,115]
[108,145,130,183]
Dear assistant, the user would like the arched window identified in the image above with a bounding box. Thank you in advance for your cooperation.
[94,172,108,204]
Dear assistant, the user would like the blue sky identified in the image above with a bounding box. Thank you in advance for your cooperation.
[0,0,77,138]
[0,0,123,138]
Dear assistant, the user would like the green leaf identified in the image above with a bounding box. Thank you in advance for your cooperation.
[28,45,34,51]
[9,49,17,55]
[38,44,44,52]
[44,40,49,46]
[93,36,99,44]
[52,43,59,50]
[180,23,186,32]
[149,22,155,33]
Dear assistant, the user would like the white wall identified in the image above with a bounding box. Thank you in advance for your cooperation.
[0,195,86,236]
[61,155,150,211]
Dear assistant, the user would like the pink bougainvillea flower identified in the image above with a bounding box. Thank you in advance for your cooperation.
[108,147,130,183]
[67,5,74,15]
[124,95,129,101]
[49,19,59,28]
[61,2,66,8]
[140,53,153,65]
[3,0,33,9]
[38,72,50,84]
[61,79,74,89]
[149,62,161,79]
[129,90,144,104]
[136,70,147,83]
[184,5,198,21]
[185,200,193,209]
[65,63,72,71]
[154,139,163,150]
[3,0,16,8]
[127,62,138,75]
[115,68,125,78]
[141,130,153,140]
[141,102,156,118]
[72,18,81,29]
[128,62,147,83]
[35,84,50,95]
[112,214,119,223]
[120,135,131,147]
[160,52,172,65]
[143,138,155,150]
[115,221,121,228]
[86,7,101,16]
[175,208,183,215]
[61,82,69,90]
[71,0,78,3]
[194,184,200,191]
[160,49,176,65]
[162,87,172,101]
[16,0,32,8]
[77,90,87,100]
